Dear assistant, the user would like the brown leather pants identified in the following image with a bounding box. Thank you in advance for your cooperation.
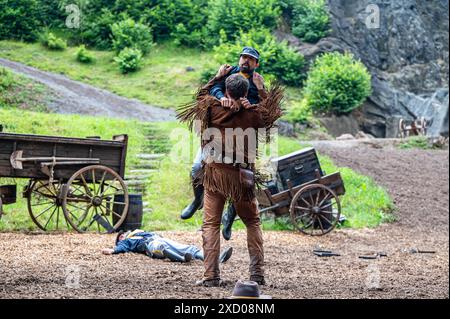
[202,189,264,280]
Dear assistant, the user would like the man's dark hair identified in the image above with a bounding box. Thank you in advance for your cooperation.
[115,230,125,245]
[225,74,249,100]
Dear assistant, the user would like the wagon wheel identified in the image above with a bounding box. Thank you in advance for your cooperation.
[62,165,129,233]
[27,179,71,231]
[289,184,341,236]
[418,117,427,135]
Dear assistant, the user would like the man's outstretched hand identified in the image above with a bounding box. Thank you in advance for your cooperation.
[102,248,114,255]
[216,64,233,79]
[253,72,265,90]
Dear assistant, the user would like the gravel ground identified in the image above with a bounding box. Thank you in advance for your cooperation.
[0,143,448,299]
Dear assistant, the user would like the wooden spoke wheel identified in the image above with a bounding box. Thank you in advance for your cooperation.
[289,184,341,236]
[62,165,129,233]
[27,179,70,231]
[418,117,427,135]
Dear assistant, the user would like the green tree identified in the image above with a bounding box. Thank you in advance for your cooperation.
[291,0,330,43]
[111,18,154,55]
[214,28,305,86]
[0,0,42,41]
[207,0,280,46]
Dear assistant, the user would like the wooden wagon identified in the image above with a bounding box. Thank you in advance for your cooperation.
[398,117,428,138]
[256,148,346,236]
[0,131,129,233]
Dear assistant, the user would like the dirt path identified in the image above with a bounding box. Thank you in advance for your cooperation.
[0,58,175,121]
[0,142,447,299]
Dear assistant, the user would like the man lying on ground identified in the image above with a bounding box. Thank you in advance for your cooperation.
[101,229,233,263]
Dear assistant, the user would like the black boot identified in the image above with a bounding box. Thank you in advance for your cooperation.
[163,248,191,262]
[180,183,204,220]
[219,247,233,263]
[221,204,237,240]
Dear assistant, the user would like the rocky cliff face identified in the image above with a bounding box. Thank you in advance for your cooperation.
[279,0,449,137]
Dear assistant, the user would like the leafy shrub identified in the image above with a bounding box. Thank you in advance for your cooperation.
[114,48,143,74]
[80,8,116,50]
[200,67,217,84]
[206,0,280,46]
[47,35,67,51]
[278,0,298,21]
[285,98,313,124]
[0,68,15,91]
[39,31,67,51]
[214,28,305,86]
[76,45,95,63]
[0,0,42,41]
[172,23,207,48]
[291,0,330,43]
[144,0,208,42]
[111,18,154,55]
[304,52,372,114]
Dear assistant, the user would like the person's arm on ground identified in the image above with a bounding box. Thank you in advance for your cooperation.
[102,240,131,255]
[102,248,115,255]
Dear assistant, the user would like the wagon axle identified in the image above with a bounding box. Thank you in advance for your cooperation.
[92,196,104,207]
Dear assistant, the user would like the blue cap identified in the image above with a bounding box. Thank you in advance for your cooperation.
[240,46,260,61]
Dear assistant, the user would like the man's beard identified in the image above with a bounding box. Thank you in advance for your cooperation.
[240,63,254,73]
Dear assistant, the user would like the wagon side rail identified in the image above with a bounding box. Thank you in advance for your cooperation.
[257,171,345,215]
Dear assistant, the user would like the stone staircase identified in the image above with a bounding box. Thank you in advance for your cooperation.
[125,124,172,215]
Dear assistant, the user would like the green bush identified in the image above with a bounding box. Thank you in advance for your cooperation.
[288,0,330,43]
[39,31,67,51]
[200,67,217,84]
[111,18,154,55]
[114,47,143,74]
[172,23,207,48]
[0,67,15,91]
[0,0,42,41]
[0,0,66,42]
[285,98,313,124]
[80,8,116,50]
[76,45,95,63]
[214,28,305,86]
[304,52,372,114]
[145,0,208,42]
[206,0,280,46]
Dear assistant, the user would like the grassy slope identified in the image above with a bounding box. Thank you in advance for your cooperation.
[0,40,216,109]
[0,40,303,111]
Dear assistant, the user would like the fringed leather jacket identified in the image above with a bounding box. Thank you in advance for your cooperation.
[177,74,284,201]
